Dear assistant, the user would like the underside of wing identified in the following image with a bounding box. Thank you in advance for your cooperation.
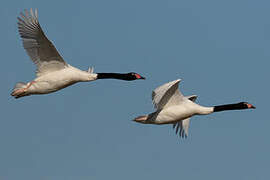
[152,79,184,110]
[17,9,67,77]
[173,118,190,138]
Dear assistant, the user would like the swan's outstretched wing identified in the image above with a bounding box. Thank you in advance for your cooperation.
[17,9,67,77]
[172,95,198,138]
[152,79,184,109]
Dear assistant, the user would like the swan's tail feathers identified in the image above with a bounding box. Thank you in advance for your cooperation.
[173,118,190,138]
[88,67,94,74]
[11,82,28,99]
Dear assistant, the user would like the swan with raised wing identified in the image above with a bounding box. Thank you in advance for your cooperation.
[11,9,145,99]
[133,79,255,138]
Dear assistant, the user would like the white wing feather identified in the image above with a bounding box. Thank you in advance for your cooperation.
[17,9,67,77]
[152,79,184,109]
[173,118,190,138]
[88,67,94,74]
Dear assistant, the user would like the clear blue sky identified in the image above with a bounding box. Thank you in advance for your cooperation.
[1,0,269,179]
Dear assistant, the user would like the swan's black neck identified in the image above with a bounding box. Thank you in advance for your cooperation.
[97,73,133,81]
[213,102,248,112]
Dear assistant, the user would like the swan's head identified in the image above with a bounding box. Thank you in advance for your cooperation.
[238,102,256,109]
[126,72,145,81]
[133,115,148,124]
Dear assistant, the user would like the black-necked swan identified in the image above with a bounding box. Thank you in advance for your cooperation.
[11,9,145,99]
[133,79,255,138]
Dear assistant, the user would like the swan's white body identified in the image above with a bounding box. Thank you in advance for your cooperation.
[135,79,214,137]
[151,102,213,124]
[11,9,98,98]
[30,65,97,94]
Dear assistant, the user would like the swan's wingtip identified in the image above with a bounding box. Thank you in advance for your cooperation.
[171,79,181,84]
